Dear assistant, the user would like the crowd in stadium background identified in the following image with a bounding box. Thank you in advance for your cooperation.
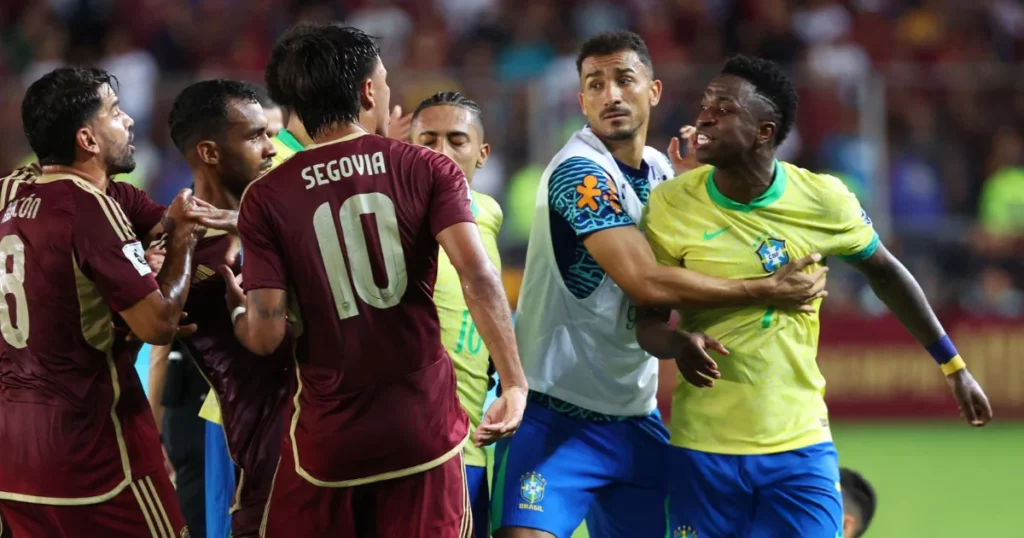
[2,0,1024,317]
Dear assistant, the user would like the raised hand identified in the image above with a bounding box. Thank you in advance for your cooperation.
[389,105,413,143]
[668,125,700,176]
[186,197,238,234]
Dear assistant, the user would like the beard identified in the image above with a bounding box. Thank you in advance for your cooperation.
[105,143,136,176]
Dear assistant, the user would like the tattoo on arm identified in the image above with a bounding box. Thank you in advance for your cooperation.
[254,295,287,320]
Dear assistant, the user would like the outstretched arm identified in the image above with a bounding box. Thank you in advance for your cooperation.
[848,243,992,426]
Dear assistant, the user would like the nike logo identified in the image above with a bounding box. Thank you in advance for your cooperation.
[703,226,731,240]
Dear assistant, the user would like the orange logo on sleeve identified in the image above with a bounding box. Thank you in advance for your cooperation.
[575,175,622,214]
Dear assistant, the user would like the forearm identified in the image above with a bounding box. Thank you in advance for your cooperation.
[462,265,527,389]
[863,258,944,346]
[233,289,287,355]
[634,308,683,359]
[635,266,768,310]
[155,229,195,321]
[148,344,170,435]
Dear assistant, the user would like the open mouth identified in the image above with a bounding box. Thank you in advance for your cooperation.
[695,133,713,148]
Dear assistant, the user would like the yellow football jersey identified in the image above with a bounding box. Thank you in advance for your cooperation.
[642,161,877,455]
[199,128,305,426]
[434,191,503,467]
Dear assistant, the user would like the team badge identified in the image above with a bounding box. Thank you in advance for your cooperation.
[519,471,546,505]
[673,525,698,537]
[756,238,790,273]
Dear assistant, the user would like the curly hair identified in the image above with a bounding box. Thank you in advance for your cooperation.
[721,55,798,147]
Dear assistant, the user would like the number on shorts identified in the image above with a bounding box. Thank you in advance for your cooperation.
[0,235,29,348]
[313,194,407,320]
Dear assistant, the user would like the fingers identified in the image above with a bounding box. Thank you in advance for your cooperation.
[219,265,240,289]
[668,137,682,162]
[191,197,215,209]
[679,368,714,388]
[177,323,198,338]
[789,253,823,271]
[970,392,993,427]
[390,105,403,120]
[680,125,696,144]
[703,335,730,356]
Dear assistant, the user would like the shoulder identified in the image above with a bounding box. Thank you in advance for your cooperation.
[651,164,711,204]
[56,176,136,239]
[643,147,674,175]
[548,156,609,192]
[473,192,503,233]
[785,162,860,207]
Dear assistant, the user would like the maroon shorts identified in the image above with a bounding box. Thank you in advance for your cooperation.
[261,447,471,538]
[0,473,188,538]
[231,494,265,538]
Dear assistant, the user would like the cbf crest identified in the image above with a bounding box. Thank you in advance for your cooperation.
[673,525,698,538]
[518,472,546,512]
[756,238,790,273]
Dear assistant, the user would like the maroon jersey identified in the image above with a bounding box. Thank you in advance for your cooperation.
[238,133,474,485]
[106,180,166,242]
[0,169,165,503]
[176,230,289,509]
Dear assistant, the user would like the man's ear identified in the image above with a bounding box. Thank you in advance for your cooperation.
[76,126,100,158]
[196,140,219,166]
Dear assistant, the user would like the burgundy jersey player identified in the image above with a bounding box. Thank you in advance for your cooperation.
[163,79,288,537]
[0,67,199,538]
[225,24,528,538]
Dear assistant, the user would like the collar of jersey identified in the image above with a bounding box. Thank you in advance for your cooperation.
[706,159,786,213]
[306,131,365,149]
[276,129,305,152]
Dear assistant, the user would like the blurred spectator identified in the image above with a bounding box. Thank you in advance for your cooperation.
[347,0,413,67]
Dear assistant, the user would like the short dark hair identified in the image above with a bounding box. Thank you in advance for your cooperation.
[168,79,259,154]
[840,467,876,538]
[266,23,380,138]
[576,30,653,76]
[720,55,798,147]
[21,66,118,166]
[412,92,484,135]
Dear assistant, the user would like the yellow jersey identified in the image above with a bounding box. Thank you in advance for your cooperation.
[642,161,878,455]
[198,128,305,426]
[434,191,503,467]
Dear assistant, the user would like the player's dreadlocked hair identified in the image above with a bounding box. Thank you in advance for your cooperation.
[266,23,380,138]
[840,468,877,538]
[22,67,118,166]
[412,92,484,134]
[721,55,798,147]
[168,79,259,153]
[576,30,654,76]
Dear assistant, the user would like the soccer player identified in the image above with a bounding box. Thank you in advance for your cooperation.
[0,66,198,538]
[162,79,290,538]
[841,467,876,538]
[638,55,991,537]
[494,31,826,538]
[411,91,503,538]
[223,24,526,537]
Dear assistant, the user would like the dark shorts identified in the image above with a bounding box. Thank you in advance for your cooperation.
[0,473,188,538]
[261,446,471,538]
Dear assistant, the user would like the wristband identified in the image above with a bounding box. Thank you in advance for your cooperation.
[926,335,965,374]
[231,306,246,326]
[940,355,966,376]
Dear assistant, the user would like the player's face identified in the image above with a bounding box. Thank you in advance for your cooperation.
[362,58,392,137]
[90,83,136,175]
[578,50,661,142]
[263,105,284,138]
[412,105,490,184]
[694,75,774,166]
[218,99,275,198]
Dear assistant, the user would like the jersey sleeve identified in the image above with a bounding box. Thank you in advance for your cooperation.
[820,176,879,262]
[238,183,287,292]
[548,156,635,238]
[640,184,685,267]
[107,180,166,241]
[426,151,476,237]
[73,190,159,312]
[476,194,503,271]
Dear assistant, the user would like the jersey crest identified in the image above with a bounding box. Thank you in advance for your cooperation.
[756,237,790,273]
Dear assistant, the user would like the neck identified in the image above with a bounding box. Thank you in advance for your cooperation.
[43,160,109,190]
[712,151,776,204]
[601,132,646,170]
[192,167,237,210]
[285,117,314,146]
[314,122,367,145]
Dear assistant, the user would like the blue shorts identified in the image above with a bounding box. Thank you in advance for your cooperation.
[466,464,488,538]
[204,420,235,538]
[491,396,669,538]
[666,442,843,538]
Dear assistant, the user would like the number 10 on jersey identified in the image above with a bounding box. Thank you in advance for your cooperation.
[313,193,408,320]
